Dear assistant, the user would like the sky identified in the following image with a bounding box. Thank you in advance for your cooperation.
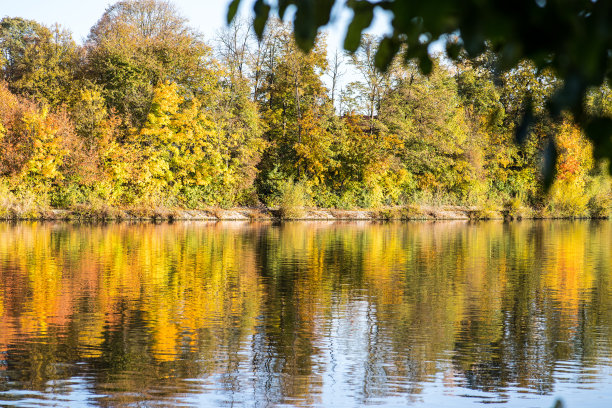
[1,0,251,43]
[0,0,393,49]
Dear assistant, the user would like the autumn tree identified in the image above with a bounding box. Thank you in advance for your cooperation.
[254,21,332,188]
[122,81,263,207]
[0,83,73,191]
[84,0,212,128]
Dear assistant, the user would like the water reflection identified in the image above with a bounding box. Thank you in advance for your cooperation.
[0,221,611,407]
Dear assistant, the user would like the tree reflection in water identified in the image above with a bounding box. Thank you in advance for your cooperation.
[0,221,611,406]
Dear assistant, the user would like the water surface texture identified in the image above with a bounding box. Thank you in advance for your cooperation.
[0,221,611,407]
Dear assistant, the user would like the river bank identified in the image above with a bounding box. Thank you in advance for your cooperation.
[0,204,607,221]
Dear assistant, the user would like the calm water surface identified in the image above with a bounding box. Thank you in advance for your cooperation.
[0,221,611,407]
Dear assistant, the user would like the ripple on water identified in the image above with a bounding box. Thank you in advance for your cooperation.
[0,221,612,407]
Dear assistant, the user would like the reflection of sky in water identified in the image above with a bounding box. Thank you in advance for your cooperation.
[0,221,612,407]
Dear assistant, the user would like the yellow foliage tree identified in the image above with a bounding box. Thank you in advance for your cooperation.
[21,108,66,183]
[133,81,262,206]
[548,119,594,216]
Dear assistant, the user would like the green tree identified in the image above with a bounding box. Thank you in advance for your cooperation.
[0,17,80,107]
[455,53,523,203]
[254,21,332,188]
[230,0,612,173]
[379,59,473,201]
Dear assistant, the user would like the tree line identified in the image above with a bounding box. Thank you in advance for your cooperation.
[0,0,610,216]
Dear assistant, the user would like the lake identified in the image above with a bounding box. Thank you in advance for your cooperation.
[0,221,611,407]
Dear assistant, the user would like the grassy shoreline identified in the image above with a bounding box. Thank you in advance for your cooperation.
[0,204,608,222]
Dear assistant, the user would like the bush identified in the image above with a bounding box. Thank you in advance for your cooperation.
[503,196,532,220]
[469,202,502,220]
[586,170,612,218]
[588,191,611,218]
[336,189,358,209]
[399,205,429,220]
[236,188,263,208]
[546,180,589,218]
[259,165,290,207]
[411,189,457,207]
[375,208,400,220]
[180,185,208,209]
[277,179,309,219]
[359,185,384,208]
[0,182,42,219]
[71,199,120,220]
[50,184,87,208]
